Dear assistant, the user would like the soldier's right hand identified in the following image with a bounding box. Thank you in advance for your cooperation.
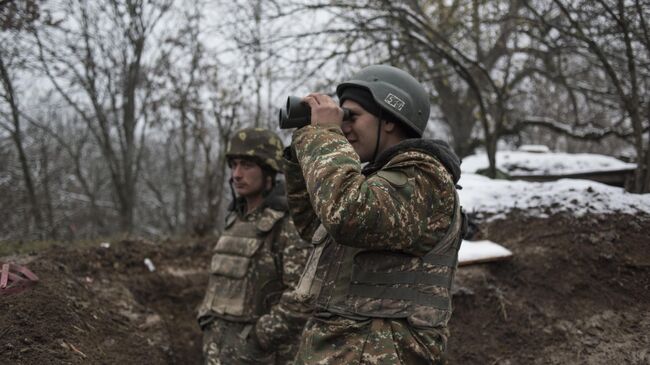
[303,93,346,128]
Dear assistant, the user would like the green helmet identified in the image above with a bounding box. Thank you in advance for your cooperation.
[336,65,430,137]
[226,127,284,172]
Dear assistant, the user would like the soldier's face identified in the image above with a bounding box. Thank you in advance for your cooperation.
[229,158,266,198]
[341,100,381,162]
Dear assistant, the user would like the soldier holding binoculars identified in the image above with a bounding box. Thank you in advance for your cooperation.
[260,65,466,364]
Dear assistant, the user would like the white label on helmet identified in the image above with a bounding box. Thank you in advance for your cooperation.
[384,93,405,111]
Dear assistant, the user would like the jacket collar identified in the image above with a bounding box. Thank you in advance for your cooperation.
[362,138,461,184]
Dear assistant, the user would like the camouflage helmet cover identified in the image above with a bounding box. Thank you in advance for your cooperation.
[226,127,284,172]
[336,65,430,137]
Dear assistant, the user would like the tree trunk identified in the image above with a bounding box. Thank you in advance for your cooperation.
[180,115,195,233]
[0,56,43,236]
[432,78,477,158]
[40,141,57,239]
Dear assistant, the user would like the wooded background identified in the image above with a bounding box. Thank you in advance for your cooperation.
[1,0,648,241]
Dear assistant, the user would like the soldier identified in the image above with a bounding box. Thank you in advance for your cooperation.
[283,65,466,364]
[197,127,311,365]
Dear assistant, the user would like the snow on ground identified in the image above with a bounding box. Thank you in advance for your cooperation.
[462,150,636,175]
[459,151,650,219]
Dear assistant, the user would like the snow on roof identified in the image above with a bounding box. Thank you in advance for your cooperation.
[517,144,550,153]
[462,151,636,175]
[458,173,650,219]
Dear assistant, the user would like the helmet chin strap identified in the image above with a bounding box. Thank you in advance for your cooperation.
[371,109,388,163]
[228,178,237,211]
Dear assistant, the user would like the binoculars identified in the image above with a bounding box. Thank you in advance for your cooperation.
[278,96,351,129]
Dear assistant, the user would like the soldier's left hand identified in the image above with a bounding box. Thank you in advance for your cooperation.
[303,93,346,128]
[235,332,274,364]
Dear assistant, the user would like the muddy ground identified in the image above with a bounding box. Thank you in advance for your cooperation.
[1,212,649,364]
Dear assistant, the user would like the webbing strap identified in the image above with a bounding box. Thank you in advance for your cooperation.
[353,270,450,288]
[349,283,450,310]
[423,190,463,266]
[265,210,287,281]
[422,254,457,268]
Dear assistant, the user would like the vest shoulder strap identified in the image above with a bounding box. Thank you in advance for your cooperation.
[256,207,286,233]
[423,190,463,266]
[224,211,237,229]
[259,207,288,279]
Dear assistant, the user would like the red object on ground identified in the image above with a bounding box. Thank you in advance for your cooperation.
[0,262,39,295]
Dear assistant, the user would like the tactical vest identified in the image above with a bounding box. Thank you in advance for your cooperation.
[198,207,286,323]
[295,191,464,328]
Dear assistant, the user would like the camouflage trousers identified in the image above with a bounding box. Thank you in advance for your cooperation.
[202,319,297,365]
[202,320,250,365]
[293,315,448,365]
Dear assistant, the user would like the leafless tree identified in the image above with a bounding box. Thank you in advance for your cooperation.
[31,0,173,233]
[0,1,43,236]
[524,0,650,192]
[252,1,543,178]
[215,0,291,128]
[140,2,249,236]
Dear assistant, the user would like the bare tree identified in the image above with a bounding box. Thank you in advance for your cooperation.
[140,2,248,236]
[157,10,204,233]
[32,0,173,233]
[0,2,43,236]
[266,1,538,177]
[525,0,650,192]
[24,107,113,235]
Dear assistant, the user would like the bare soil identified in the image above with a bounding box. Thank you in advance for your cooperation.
[449,212,650,364]
[1,213,649,364]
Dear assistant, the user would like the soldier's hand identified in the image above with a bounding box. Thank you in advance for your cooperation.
[303,93,346,128]
[235,331,274,364]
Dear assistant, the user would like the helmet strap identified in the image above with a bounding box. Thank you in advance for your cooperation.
[371,112,384,163]
[228,178,237,211]
[261,172,276,197]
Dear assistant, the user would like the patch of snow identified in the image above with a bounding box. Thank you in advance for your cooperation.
[462,151,636,175]
[459,240,513,265]
[518,144,550,153]
[459,173,650,219]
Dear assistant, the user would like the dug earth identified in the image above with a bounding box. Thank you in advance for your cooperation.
[1,212,649,364]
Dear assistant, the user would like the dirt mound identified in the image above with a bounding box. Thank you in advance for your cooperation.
[1,213,648,364]
[448,212,650,364]
[1,239,212,364]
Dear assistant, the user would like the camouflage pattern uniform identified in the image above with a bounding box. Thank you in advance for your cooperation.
[197,128,311,365]
[283,123,464,365]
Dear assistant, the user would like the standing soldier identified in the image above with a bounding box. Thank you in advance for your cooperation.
[197,127,310,365]
[284,65,466,364]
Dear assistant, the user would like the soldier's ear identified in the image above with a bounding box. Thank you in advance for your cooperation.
[265,175,273,190]
[383,120,397,133]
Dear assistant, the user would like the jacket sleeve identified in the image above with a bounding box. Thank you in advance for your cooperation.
[255,213,312,351]
[283,147,321,242]
[253,216,312,350]
[292,125,455,256]
[253,290,312,351]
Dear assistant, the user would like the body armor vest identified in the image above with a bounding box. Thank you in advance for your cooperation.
[198,207,286,323]
[296,191,464,328]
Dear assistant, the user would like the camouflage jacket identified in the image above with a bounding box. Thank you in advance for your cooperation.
[197,186,311,351]
[250,123,462,361]
[285,124,462,328]
[287,124,459,251]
